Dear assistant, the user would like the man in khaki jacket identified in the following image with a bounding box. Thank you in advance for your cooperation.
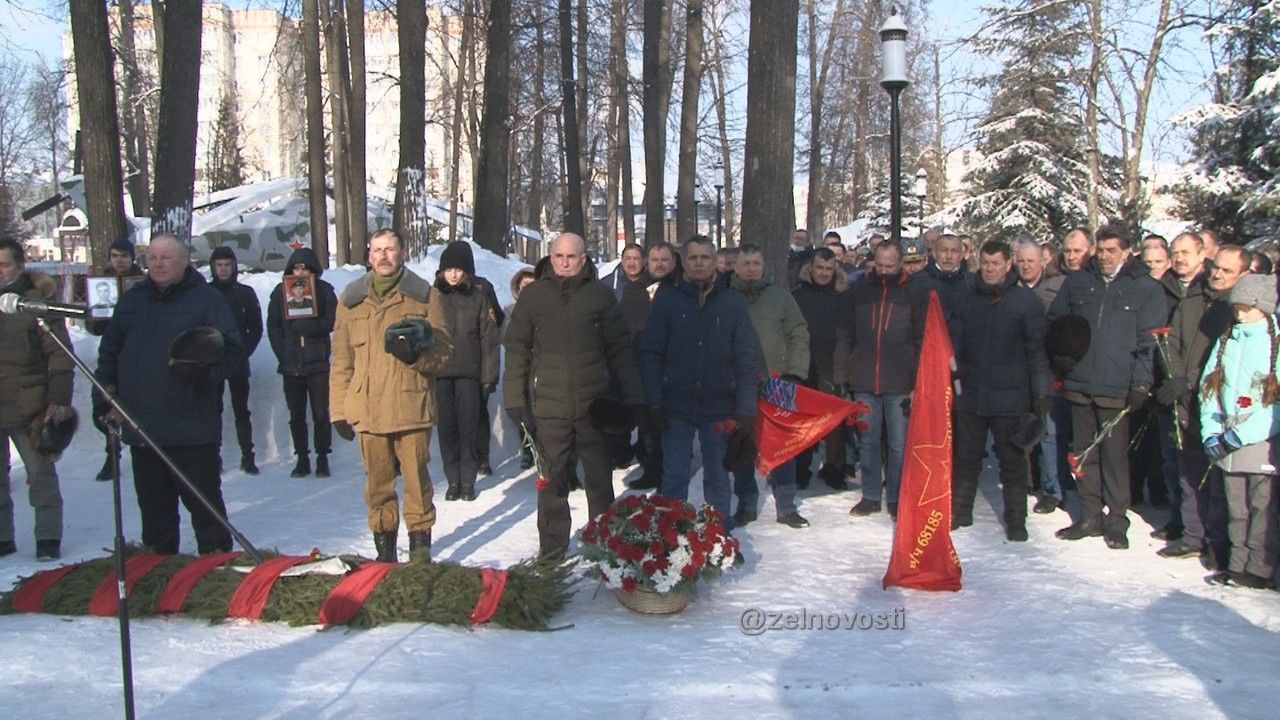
[331,228,453,561]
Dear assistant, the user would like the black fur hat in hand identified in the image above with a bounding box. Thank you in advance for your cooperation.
[588,397,636,435]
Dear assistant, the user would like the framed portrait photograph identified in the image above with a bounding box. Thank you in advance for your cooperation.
[120,274,146,294]
[86,277,120,319]
[284,274,318,320]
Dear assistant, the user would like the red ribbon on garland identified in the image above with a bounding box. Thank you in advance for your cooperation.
[88,554,170,616]
[468,567,509,624]
[315,561,399,626]
[226,556,312,619]
[10,565,78,614]
[156,551,242,614]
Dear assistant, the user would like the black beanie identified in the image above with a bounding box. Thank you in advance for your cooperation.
[439,241,476,276]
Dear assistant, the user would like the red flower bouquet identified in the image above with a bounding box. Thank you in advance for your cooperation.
[579,494,738,594]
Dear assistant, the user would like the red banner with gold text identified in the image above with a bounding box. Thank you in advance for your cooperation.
[883,291,963,591]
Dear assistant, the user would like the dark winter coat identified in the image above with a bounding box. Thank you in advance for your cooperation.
[786,246,815,290]
[434,276,500,385]
[473,275,505,328]
[791,264,848,390]
[0,272,74,430]
[267,248,337,377]
[638,278,761,423]
[600,265,638,301]
[1157,270,1192,320]
[926,263,975,318]
[620,267,682,340]
[95,266,246,446]
[210,267,263,379]
[1047,256,1165,400]
[503,265,644,420]
[953,276,1050,417]
[834,269,927,396]
[1167,276,1233,427]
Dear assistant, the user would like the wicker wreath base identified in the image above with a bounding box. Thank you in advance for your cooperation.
[615,586,690,615]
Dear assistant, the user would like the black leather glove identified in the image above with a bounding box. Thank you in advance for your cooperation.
[1126,387,1150,412]
[384,318,434,364]
[1155,377,1190,407]
[732,415,755,435]
[333,420,355,441]
[900,396,912,416]
[779,373,805,386]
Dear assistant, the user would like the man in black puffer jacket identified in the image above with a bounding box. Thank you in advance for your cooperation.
[209,246,263,474]
[951,241,1050,542]
[792,248,850,489]
[504,233,644,558]
[267,247,338,478]
[1048,224,1165,550]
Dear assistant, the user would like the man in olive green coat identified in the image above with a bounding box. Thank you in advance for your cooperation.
[504,233,644,558]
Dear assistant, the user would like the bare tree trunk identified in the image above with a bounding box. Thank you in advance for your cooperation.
[150,0,202,241]
[558,0,585,234]
[741,0,798,285]
[614,0,636,246]
[322,0,351,265]
[69,0,128,266]
[395,0,429,257]
[1084,0,1104,228]
[675,0,704,243]
[707,11,736,245]
[1118,0,1175,223]
[576,0,592,242]
[642,0,673,246]
[931,43,945,210]
[526,0,547,232]
[474,0,512,255]
[347,0,368,259]
[447,1,475,243]
[117,0,151,218]
[303,0,330,263]
[803,0,846,235]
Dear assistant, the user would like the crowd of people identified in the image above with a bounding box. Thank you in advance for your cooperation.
[0,224,1276,592]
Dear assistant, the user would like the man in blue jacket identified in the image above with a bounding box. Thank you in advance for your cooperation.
[95,234,246,555]
[638,235,761,536]
[951,241,1051,541]
[1048,224,1165,550]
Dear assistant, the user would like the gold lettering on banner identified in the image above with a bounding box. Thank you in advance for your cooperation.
[907,510,945,569]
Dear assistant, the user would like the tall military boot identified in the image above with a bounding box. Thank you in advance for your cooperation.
[408,530,432,562]
[373,532,398,562]
[290,454,311,478]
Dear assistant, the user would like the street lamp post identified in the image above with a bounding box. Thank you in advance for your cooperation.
[913,168,928,238]
[714,184,724,247]
[880,8,909,245]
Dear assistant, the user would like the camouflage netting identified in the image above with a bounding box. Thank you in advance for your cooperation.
[0,548,576,631]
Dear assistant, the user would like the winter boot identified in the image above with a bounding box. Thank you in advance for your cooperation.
[460,483,477,502]
[520,445,534,470]
[290,455,311,478]
[478,456,493,476]
[95,451,118,482]
[408,530,432,561]
[240,454,260,475]
[36,539,61,562]
[373,532,397,563]
[1006,523,1029,542]
[1055,518,1103,541]
[445,484,461,501]
[818,463,847,490]
[315,454,330,478]
[849,499,882,516]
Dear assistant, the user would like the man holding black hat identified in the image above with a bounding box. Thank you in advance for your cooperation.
[209,245,263,475]
[0,237,74,561]
[95,234,246,556]
[950,241,1050,541]
[1048,224,1165,550]
[331,228,454,562]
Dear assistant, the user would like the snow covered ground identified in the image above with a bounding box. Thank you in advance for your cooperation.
[2,244,1278,719]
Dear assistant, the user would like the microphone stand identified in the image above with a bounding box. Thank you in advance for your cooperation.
[35,318,265,720]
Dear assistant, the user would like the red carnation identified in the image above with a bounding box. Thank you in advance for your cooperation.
[621,576,638,592]
[649,541,664,555]
[1151,326,1171,337]
[854,420,870,433]
[632,513,651,532]
[1052,378,1064,392]
[641,560,658,576]
[535,476,549,491]
[1238,396,1253,409]
[680,564,697,579]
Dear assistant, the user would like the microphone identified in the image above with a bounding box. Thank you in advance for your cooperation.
[0,292,89,319]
